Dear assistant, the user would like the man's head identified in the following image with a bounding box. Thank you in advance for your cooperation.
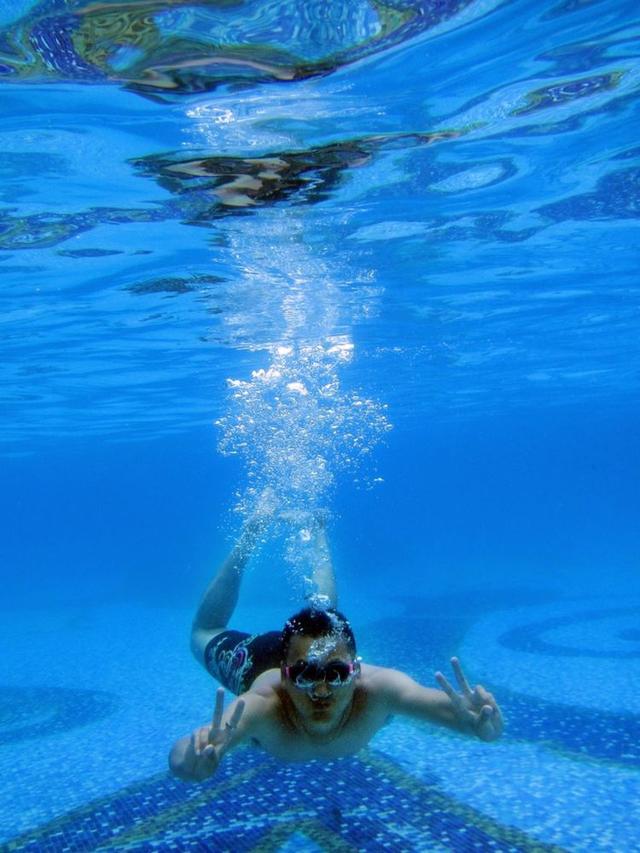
[281,607,356,661]
[280,607,360,732]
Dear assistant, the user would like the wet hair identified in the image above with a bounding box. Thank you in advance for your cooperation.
[280,607,357,662]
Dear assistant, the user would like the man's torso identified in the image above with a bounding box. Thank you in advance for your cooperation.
[245,664,393,761]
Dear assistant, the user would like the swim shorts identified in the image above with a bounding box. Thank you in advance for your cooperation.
[204,630,283,695]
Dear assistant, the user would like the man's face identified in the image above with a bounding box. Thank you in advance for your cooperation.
[282,633,358,733]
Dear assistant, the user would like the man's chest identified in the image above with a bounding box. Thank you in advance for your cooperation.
[257,704,389,761]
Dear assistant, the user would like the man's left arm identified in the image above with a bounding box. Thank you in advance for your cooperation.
[383,657,503,742]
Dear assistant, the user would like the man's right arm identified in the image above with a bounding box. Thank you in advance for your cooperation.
[168,689,269,783]
[169,727,215,782]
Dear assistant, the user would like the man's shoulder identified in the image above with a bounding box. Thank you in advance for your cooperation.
[359,663,416,698]
[245,669,282,702]
[236,677,281,733]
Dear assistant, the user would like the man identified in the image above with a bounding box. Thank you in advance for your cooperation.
[169,507,503,782]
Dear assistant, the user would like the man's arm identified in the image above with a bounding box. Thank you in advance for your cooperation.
[169,688,268,782]
[382,658,503,742]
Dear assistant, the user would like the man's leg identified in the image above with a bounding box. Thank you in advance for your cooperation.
[308,514,338,608]
[280,510,338,608]
[190,520,263,668]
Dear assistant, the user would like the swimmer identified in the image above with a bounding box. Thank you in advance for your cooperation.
[169,503,503,782]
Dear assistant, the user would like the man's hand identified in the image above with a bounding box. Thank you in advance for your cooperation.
[189,688,245,780]
[435,657,503,742]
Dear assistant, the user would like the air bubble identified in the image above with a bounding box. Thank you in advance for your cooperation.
[216,338,391,529]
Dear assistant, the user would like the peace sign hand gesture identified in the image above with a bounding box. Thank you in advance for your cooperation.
[435,657,503,742]
[189,688,245,780]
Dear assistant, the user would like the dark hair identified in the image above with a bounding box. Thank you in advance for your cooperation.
[280,607,357,661]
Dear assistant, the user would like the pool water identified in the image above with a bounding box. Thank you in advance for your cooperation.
[1,0,639,850]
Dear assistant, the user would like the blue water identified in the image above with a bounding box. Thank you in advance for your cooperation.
[1,0,639,850]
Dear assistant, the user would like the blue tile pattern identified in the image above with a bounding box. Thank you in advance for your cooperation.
[5,748,563,852]
[0,686,118,746]
[498,608,640,658]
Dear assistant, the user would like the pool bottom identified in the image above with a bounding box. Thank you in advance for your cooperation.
[5,746,561,852]
[1,590,638,850]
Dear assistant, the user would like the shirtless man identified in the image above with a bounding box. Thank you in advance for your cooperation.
[169,509,503,782]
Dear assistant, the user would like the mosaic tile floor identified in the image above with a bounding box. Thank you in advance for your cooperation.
[1,589,638,851]
[5,748,563,852]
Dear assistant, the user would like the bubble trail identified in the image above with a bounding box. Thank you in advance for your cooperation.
[209,205,391,582]
[215,335,391,519]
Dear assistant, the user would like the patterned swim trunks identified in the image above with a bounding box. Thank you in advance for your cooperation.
[204,630,283,695]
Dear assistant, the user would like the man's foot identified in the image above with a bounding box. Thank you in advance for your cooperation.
[279,509,312,524]
[280,508,329,528]
[305,592,332,610]
[245,487,278,532]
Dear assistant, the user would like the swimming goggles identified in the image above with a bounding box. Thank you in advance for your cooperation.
[284,658,360,690]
